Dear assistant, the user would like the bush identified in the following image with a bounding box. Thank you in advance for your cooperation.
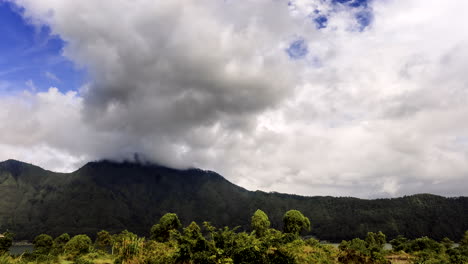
[0,233,13,255]
[251,210,271,238]
[150,213,182,242]
[338,237,389,264]
[408,237,443,254]
[143,241,176,264]
[95,230,112,251]
[112,232,144,264]
[283,210,310,236]
[51,233,70,255]
[232,246,265,264]
[390,235,409,252]
[64,235,92,259]
[33,234,54,256]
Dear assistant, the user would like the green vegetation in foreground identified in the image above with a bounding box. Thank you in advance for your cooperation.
[1,210,468,264]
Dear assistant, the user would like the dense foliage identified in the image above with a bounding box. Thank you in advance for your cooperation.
[1,160,467,243]
[251,210,270,238]
[283,210,311,236]
[0,232,13,255]
[1,211,468,264]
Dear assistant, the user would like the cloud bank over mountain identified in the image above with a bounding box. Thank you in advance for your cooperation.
[2,0,468,197]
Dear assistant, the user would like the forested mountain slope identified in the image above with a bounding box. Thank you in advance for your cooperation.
[1,159,467,241]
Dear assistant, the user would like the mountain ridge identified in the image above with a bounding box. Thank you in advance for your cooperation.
[0,159,467,242]
[0,159,455,199]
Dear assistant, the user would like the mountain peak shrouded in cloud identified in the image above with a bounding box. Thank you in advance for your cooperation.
[1,0,468,198]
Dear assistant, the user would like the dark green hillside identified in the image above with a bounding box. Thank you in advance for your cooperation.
[0,159,467,242]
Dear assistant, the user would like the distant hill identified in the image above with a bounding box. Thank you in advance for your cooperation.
[0,159,467,242]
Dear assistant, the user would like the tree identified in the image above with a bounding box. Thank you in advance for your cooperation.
[441,237,454,249]
[113,233,144,264]
[95,230,112,251]
[339,238,371,264]
[251,209,270,237]
[408,237,443,254]
[64,234,92,259]
[390,235,409,252]
[33,234,54,255]
[112,230,137,256]
[174,222,210,263]
[283,210,310,236]
[51,233,70,255]
[150,213,182,242]
[460,231,468,248]
[0,232,14,255]
[365,231,386,252]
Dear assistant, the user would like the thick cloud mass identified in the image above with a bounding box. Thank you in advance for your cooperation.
[2,0,468,197]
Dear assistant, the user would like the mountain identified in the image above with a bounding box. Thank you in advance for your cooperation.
[0,159,467,242]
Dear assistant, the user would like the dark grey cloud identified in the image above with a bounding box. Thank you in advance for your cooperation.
[1,0,468,198]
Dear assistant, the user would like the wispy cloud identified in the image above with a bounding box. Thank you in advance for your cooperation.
[0,66,26,77]
[44,71,60,82]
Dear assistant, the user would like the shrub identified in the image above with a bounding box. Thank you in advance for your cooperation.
[283,210,310,236]
[64,235,92,259]
[150,213,182,242]
[51,233,70,255]
[143,240,176,264]
[33,234,54,256]
[113,232,144,264]
[95,230,112,252]
[251,210,271,238]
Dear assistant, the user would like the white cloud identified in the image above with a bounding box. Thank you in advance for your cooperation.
[2,0,468,197]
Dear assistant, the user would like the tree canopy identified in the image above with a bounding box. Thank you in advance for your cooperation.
[64,234,92,259]
[251,209,271,237]
[283,210,311,236]
[33,234,53,255]
[150,213,182,242]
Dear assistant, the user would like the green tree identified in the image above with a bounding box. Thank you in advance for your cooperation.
[441,237,454,249]
[113,234,144,264]
[174,222,211,263]
[112,230,137,256]
[365,231,386,252]
[33,234,54,255]
[390,235,409,252]
[51,233,70,255]
[365,232,388,263]
[338,237,389,264]
[283,210,310,236]
[150,213,182,242]
[251,209,270,237]
[460,230,468,248]
[64,234,92,259]
[408,236,443,254]
[0,232,13,255]
[95,230,112,251]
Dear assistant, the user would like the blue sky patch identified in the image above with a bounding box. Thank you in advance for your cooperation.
[314,15,328,29]
[355,10,372,30]
[286,39,309,60]
[329,0,373,31]
[0,2,85,94]
[331,0,369,8]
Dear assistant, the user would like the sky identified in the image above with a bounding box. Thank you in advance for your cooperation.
[1,0,468,198]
